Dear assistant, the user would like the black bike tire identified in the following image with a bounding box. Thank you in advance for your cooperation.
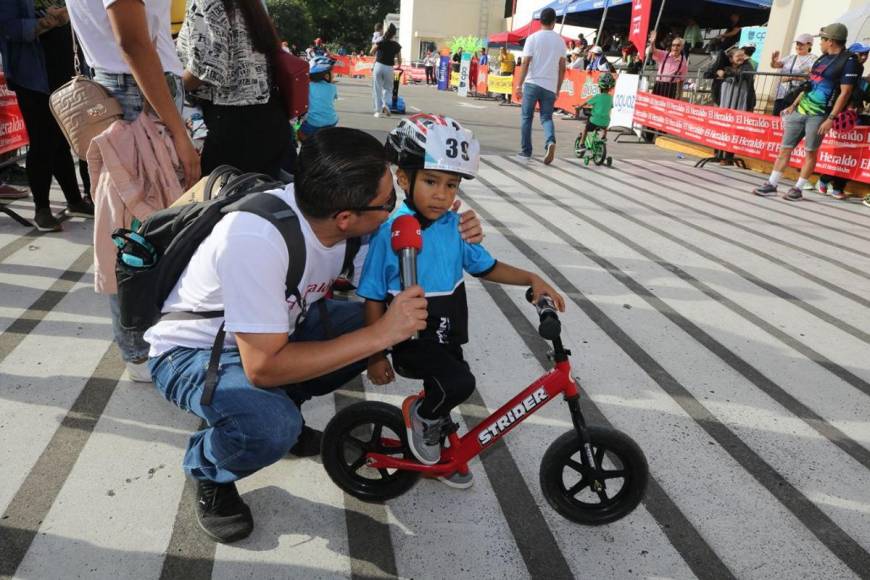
[539,426,648,525]
[573,136,584,158]
[321,401,420,502]
[593,140,608,166]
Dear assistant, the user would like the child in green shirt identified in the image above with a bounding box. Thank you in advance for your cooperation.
[577,73,615,155]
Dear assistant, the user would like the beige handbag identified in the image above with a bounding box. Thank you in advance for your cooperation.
[49,29,122,159]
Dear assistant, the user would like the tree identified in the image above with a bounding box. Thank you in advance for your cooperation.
[267,0,399,52]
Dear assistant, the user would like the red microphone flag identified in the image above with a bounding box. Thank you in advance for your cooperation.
[390,215,423,253]
[629,0,652,56]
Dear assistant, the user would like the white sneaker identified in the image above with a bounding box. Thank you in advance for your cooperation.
[437,470,474,489]
[374,112,382,118]
[126,360,152,383]
[514,154,531,164]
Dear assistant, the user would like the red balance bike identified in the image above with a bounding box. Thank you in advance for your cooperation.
[321,291,649,525]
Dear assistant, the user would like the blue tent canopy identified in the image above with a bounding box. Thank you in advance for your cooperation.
[534,0,771,29]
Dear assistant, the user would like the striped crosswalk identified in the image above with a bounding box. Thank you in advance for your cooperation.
[0,155,868,579]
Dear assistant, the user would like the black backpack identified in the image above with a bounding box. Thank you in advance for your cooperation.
[112,166,357,404]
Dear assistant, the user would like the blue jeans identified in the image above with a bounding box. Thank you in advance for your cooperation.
[149,299,366,483]
[93,69,184,122]
[520,82,556,158]
[109,294,151,363]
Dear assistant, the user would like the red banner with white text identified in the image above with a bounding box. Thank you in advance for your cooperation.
[634,92,870,183]
[629,0,652,55]
[0,73,29,155]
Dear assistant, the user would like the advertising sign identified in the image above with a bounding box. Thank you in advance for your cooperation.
[487,74,515,95]
[458,52,472,97]
[438,55,450,90]
[609,73,639,133]
[628,0,652,55]
[634,92,870,183]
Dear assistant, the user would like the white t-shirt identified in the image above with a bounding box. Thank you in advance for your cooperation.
[144,185,347,357]
[521,29,567,94]
[775,53,815,99]
[67,0,183,75]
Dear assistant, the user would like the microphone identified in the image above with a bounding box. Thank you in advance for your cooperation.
[391,215,423,339]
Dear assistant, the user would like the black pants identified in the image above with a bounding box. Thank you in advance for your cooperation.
[392,341,475,420]
[200,96,290,179]
[9,82,83,211]
[425,66,435,85]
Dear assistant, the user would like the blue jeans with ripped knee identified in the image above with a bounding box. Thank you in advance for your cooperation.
[149,299,365,483]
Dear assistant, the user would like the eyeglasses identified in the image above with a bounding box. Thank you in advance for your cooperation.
[333,187,397,217]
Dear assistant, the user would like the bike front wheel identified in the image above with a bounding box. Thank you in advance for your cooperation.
[539,426,648,525]
[321,401,421,502]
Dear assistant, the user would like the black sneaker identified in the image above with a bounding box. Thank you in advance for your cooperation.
[753,182,777,196]
[289,425,322,457]
[33,208,62,232]
[195,480,253,543]
[782,187,803,202]
[66,198,95,218]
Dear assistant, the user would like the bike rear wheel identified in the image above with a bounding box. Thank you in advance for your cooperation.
[321,401,420,502]
[592,140,608,166]
[539,426,647,525]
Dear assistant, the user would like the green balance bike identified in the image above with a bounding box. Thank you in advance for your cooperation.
[574,128,612,167]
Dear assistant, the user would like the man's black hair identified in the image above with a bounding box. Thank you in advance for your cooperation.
[295,128,389,219]
[540,7,556,26]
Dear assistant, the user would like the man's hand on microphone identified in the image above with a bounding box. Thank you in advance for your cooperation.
[379,285,428,343]
[452,200,484,243]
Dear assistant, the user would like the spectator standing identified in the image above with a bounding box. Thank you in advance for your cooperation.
[177,0,289,179]
[684,19,702,53]
[753,23,860,201]
[817,42,869,199]
[578,35,589,52]
[479,47,488,69]
[647,31,688,99]
[718,13,742,51]
[67,0,199,382]
[716,48,756,165]
[515,7,566,165]
[0,1,93,232]
[370,23,401,117]
[452,47,462,73]
[423,49,436,85]
[770,33,815,116]
[312,37,326,57]
[497,46,515,103]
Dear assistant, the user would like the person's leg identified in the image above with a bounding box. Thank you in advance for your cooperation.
[109,294,151,364]
[380,66,394,112]
[78,159,91,197]
[519,83,538,158]
[10,85,53,212]
[372,66,383,112]
[49,130,86,207]
[538,87,557,147]
[284,299,366,406]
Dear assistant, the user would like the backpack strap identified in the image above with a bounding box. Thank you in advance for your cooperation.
[173,192,308,406]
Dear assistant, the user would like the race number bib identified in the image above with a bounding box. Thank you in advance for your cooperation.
[423,123,480,177]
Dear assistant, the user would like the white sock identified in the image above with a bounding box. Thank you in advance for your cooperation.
[769,171,783,186]
[795,178,809,189]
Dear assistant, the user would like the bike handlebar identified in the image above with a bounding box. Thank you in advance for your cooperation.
[525,288,561,341]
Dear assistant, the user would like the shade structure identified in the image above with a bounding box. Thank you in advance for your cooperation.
[487,19,574,46]
[534,0,772,30]
[836,4,870,45]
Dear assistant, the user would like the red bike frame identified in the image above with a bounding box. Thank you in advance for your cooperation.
[365,359,579,478]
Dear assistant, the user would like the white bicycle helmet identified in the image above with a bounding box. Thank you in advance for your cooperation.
[385,113,480,179]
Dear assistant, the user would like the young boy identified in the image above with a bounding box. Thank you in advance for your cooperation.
[577,73,615,156]
[300,56,339,139]
[356,114,565,488]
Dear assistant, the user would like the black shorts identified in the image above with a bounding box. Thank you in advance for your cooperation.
[586,121,606,132]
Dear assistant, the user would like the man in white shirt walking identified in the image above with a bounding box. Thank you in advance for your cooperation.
[516,7,566,165]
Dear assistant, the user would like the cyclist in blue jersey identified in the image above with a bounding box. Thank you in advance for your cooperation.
[357,114,565,488]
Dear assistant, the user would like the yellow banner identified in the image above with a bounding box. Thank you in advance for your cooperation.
[487,74,514,95]
[450,71,460,87]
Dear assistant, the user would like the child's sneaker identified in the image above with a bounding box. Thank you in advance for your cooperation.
[437,470,474,489]
[863,194,870,208]
[782,187,803,201]
[753,182,777,196]
[816,181,828,195]
[829,189,847,200]
[402,394,443,465]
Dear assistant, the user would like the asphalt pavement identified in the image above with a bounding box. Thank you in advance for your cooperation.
[1,77,869,580]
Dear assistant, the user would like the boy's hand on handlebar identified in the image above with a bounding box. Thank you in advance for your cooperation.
[530,276,566,312]
[378,286,428,343]
[367,355,395,385]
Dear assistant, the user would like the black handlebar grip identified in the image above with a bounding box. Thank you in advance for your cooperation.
[525,288,561,340]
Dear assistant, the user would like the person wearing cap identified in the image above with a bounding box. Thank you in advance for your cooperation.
[770,33,816,116]
[817,42,869,200]
[515,7,566,165]
[753,23,860,201]
[585,45,614,72]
